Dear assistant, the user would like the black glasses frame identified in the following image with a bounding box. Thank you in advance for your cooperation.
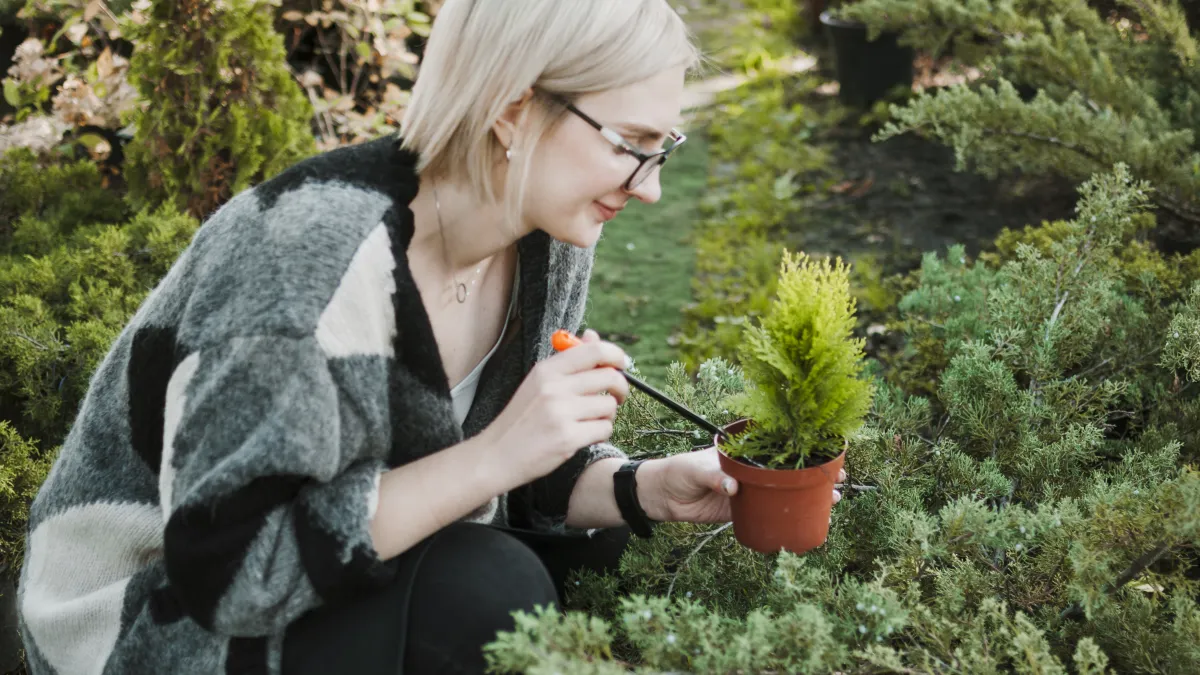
[551,95,687,191]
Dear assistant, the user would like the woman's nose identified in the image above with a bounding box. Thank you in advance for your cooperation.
[626,166,663,204]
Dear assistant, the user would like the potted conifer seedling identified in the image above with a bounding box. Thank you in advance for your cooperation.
[717,251,873,554]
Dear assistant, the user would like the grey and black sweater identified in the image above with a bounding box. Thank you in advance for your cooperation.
[16,135,624,675]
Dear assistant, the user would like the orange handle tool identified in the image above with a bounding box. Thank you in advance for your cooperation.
[551,330,728,441]
[551,329,581,353]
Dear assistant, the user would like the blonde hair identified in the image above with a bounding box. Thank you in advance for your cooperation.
[400,0,701,231]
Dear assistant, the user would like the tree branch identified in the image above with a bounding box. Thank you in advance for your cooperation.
[667,523,732,600]
[6,332,54,352]
[1060,541,1173,621]
[1066,345,1163,383]
[978,129,1200,226]
[635,429,700,439]
[1157,191,1200,225]
[1044,290,1070,343]
[835,483,879,492]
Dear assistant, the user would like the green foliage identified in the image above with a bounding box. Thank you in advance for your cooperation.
[678,71,842,369]
[689,0,805,75]
[488,163,1200,674]
[484,605,623,675]
[0,145,196,595]
[722,252,874,466]
[121,0,315,219]
[0,147,126,254]
[836,0,1200,224]
[0,422,53,576]
[1162,281,1200,382]
[612,358,747,459]
[0,147,198,448]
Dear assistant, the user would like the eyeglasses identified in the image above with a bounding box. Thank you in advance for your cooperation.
[553,95,687,191]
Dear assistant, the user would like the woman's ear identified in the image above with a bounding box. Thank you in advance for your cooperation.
[491,87,536,153]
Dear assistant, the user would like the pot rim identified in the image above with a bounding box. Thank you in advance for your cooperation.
[716,418,847,487]
[718,445,846,479]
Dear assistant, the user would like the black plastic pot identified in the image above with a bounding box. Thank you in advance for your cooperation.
[820,11,914,108]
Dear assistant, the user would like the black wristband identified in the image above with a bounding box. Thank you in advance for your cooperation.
[613,460,655,538]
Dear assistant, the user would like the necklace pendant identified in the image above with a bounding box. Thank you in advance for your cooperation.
[456,282,468,303]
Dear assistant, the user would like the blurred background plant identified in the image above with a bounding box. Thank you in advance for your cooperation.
[277,0,432,150]
[0,6,436,671]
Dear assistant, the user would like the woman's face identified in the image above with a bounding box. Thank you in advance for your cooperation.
[523,66,687,248]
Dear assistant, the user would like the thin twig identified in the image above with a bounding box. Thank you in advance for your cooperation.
[667,523,732,600]
[315,29,342,89]
[1157,191,1200,224]
[1066,346,1163,383]
[1044,290,1070,343]
[916,317,947,330]
[933,414,951,444]
[1060,541,1172,621]
[634,429,700,439]
[6,332,53,351]
[338,36,349,93]
[835,483,879,492]
[978,129,1200,225]
[980,129,1107,164]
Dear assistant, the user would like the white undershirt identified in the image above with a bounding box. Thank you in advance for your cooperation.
[449,256,520,427]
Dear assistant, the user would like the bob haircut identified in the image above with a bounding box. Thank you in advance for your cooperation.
[400,0,701,232]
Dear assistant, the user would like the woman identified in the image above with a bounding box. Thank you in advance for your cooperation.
[17,1,842,673]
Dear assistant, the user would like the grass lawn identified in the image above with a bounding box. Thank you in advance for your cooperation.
[584,132,710,382]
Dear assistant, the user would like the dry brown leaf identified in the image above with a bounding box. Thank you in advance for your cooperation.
[849,172,875,198]
[83,0,103,22]
[97,47,114,79]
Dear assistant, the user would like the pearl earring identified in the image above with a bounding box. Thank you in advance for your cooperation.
[505,148,512,161]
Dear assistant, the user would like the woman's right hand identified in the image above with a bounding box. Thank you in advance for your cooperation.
[477,329,630,485]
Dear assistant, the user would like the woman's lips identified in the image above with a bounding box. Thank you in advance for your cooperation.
[593,201,620,221]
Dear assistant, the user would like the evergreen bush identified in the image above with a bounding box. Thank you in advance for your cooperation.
[0,147,198,450]
[0,146,198,589]
[121,0,315,219]
[484,165,1200,674]
[0,423,50,582]
[834,0,1200,229]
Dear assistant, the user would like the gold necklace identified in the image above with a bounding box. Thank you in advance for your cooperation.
[433,183,485,304]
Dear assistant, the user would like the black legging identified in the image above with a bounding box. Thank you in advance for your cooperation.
[281,522,630,674]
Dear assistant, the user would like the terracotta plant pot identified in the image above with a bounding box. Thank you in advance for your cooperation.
[716,419,846,554]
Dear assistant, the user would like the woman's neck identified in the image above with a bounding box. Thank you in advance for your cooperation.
[408,174,529,275]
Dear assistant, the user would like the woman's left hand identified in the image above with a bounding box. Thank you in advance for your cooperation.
[640,447,846,524]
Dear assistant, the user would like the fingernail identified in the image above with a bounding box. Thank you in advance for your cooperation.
[722,477,735,495]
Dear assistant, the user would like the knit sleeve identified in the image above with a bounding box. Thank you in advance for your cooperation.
[520,242,627,533]
[159,334,392,637]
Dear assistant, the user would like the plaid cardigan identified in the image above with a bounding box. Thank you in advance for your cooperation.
[17,135,624,674]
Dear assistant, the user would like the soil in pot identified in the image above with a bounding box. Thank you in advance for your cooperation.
[820,10,914,108]
[716,419,846,554]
